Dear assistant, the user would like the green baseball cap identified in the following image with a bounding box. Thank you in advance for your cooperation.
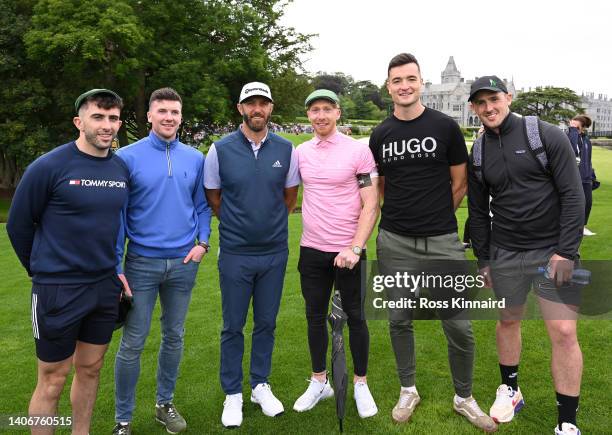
[305,89,340,108]
[74,88,121,113]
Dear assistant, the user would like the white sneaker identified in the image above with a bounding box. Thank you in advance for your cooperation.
[251,383,284,417]
[221,393,243,428]
[293,377,334,412]
[489,384,524,423]
[354,381,378,418]
[583,227,596,236]
[555,422,581,434]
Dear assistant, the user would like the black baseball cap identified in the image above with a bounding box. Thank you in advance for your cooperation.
[74,88,121,113]
[468,76,508,101]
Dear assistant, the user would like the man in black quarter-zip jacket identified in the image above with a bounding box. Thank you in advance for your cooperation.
[467,75,585,435]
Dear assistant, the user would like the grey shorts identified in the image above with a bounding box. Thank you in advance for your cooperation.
[490,245,582,307]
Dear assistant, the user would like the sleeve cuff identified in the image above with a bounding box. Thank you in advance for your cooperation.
[476,258,490,269]
[555,251,576,261]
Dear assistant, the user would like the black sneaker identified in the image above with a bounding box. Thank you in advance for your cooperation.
[112,422,131,435]
[155,402,187,434]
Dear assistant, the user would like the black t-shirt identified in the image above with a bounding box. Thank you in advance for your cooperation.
[369,108,468,237]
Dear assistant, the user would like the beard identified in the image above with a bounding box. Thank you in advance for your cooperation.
[243,112,270,132]
[84,129,113,151]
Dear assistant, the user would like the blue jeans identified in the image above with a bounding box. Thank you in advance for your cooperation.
[114,252,199,422]
[219,250,288,394]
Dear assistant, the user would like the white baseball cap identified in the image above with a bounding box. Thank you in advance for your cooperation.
[239,82,273,103]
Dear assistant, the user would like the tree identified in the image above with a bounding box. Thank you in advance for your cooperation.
[347,80,386,120]
[0,0,51,189]
[25,0,149,142]
[352,80,385,110]
[312,72,353,95]
[268,70,313,122]
[339,95,357,121]
[311,74,387,121]
[378,82,393,116]
[0,0,313,187]
[511,87,584,125]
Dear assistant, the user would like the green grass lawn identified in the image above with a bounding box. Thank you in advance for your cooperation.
[0,147,610,434]
[0,198,10,222]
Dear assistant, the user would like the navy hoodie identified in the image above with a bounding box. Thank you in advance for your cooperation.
[7,142,129,284]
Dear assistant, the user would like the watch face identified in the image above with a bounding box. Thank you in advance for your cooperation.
[352,246,362,255]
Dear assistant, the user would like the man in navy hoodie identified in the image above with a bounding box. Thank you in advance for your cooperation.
[112,88,211,435]
[7,89,128,435]
[205,82,299,428]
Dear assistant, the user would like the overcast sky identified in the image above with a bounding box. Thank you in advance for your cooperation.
[281,0,612,98]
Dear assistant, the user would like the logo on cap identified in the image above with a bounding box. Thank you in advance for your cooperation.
[490,79,497,86]
[245,87,269,95]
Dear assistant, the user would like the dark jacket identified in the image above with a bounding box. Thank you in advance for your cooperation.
[567,126,595,183]
[468,113,584,265]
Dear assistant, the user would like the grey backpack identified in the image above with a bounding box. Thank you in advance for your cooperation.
[472,115,550,184]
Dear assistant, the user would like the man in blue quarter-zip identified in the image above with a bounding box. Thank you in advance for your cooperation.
[204,82,300,428]
[7,89,128,435]
[112,88,212,435]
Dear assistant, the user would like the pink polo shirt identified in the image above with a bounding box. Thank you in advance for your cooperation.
[297,131,377,252]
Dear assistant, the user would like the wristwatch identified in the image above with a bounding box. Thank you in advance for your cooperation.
[198,241,210,253]
[351,246,362,256]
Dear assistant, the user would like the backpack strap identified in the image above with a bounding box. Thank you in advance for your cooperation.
[472,134,485,184]
[523,115,550,174]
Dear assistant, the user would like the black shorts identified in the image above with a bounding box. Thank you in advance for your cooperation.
[490,245,582,308]
[31,275,123,362]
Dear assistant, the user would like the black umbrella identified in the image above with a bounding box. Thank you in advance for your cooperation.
[328,291,348,432]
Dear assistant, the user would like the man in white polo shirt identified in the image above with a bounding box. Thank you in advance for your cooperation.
[293,89,380,418]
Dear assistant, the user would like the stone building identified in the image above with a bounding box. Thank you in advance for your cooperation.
[580,92,612,133]
[421,56,516,127]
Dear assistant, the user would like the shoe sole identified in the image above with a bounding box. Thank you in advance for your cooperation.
[490,399,524,424]
[155,417,185,434]
[250,397,284,417]
[453,409,498,433]
[293,390,334,412]
[358,407,378,418]
[221,414,242,429]
[554,429,581,435]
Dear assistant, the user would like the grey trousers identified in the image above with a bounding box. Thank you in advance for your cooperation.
[376,228,474,397]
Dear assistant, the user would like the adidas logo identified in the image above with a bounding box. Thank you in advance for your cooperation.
[272,160,282,168]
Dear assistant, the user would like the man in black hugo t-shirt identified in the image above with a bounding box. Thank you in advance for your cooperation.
[468,76,584,435]
[7,89,128,435]
[369,54,496,432]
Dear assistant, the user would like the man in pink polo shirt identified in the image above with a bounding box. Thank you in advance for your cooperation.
[293,89,380,418]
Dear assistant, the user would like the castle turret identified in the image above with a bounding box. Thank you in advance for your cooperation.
[441,56,461,84]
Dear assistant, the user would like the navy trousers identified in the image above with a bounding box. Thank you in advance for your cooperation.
[218,250,288,394]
